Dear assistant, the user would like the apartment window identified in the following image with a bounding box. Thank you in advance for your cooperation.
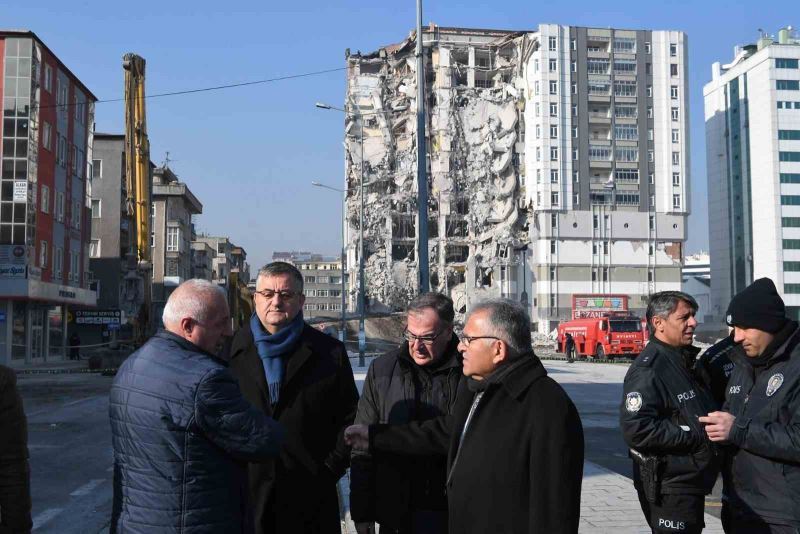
[551,192,560,207]
[617,192,640,205]
[648,149,654,162]
[614,80,637,97]
[777,80,800,91]
[57,136,67,167]
[572,82,577,94]
[550,124,558,138]
[534,81,540,95]
[150,232,155,247]
[536,147,541,161]
[40,240,48,268]
[781,195,800,205]
[647,106,654,118]
[670,85,679,99]
[648,128,654,141]
[42,122,52,151]
[670,43,677,57]
[615,147,638,162]
[672,129,680,143]
[167,227,180,252]
[649,244,654,255]
[649,195,655,208]
[73,200,81,229]
[784,239,800,249]
[592,269,597,282]
[54,247,63,278]
[550,169,559,183]
[646,63,652,75]
[672,152,680,165]
[571,61,577,73]
[671,107,679,121]
[572,104,578,117]
[615,169,639,183]
[551,213,558,229]
[534,59,539,72]
[549,103,558,116]
[673,194,681,209]
[589,145,612,161]
[570,38,576,51]
[593,214,599,229]
[645,42,651,54]
[550,240,557,254]
[535,125,541,139]
[549,59,557,72]
[573,192,579,206]
[646,85,653,97]
[550,147,559,161]
[670,64,679,77]
[614,59,637,74]
[572,148,579,160]
[91,199,101,218]
[672,172,681,186]
[41,185,49,214]
[615,104,637,118]
[44,64,52,92]
[535,102,540,117]
[779,130,800,140]
[649,215,655,229]
[549,36,557,51]
[781,173,800,183]
[602,267,609,282]
[89,239,100,258]
[649,173,655,185]
[573,169,580,182]
[572,126,578,138]
[780,152,800,162]
[549,80,558,95]
[648,270,654,283]
[92,159,102,179]
[70,251,79,281]
[56,192,65,222]
[777,58,799,69]
[536,169,541,183]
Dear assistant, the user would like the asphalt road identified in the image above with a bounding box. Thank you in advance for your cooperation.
[18,373,114,533]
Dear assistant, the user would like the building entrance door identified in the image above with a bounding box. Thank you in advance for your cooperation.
[30,308,45,362]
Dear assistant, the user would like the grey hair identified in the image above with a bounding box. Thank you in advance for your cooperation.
[646,291,698,336]
[408,292,455,324]
[162,279,227,326]
[257,261,304,292]
[467,298,532,355]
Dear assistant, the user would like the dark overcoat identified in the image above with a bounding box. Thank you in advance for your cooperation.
[229,322,359,534]
[0,365,31,534]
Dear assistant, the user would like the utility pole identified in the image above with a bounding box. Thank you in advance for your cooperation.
[416,0,430,293]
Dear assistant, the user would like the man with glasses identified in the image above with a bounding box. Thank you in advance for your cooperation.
[228,261,359,534]
[346,299,584,533]
[350,293,463,534]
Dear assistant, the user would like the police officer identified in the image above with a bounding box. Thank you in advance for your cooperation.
[695,334,736,406]
[620,291,719,534]
[700,278,800,533]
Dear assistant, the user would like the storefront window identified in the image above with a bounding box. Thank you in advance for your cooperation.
[11,300,26,360]
[48,306,63,359]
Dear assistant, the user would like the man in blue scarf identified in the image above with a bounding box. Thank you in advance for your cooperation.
[228,261,359,534]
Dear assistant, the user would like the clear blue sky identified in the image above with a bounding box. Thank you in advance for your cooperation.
[5,0,795,271]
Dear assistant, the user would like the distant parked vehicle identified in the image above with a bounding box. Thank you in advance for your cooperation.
[556,314,646,359]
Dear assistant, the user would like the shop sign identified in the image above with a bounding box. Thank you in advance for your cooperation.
[0,245,26,264]
[75,309,122,325]
[0,264,26,278]
[13,181,27,202]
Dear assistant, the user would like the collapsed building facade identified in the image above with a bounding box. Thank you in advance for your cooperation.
[344,24,689,331]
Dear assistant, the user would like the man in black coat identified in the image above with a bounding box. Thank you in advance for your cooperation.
[620,291,719,534]
[0,365,31,534]
[347,298,584,534]
[228,261,359,534]
[351,292,463,534]
[700,278,800,533]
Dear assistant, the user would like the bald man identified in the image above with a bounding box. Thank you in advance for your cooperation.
[109,279,285,534]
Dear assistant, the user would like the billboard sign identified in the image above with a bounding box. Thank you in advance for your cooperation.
[572,294,629,319]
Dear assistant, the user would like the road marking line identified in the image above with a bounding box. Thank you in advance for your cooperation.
[32,507,63,529]
[70,479,105,497]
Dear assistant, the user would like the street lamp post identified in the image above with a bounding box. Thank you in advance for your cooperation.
[316,102,367,365]
[311,181,347,344]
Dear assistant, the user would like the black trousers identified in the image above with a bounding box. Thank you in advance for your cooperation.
[636,489,705,534]
[379,510,447,534]
[721,502,800,534]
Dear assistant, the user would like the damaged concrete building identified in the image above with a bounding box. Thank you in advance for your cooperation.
[344,24,688,331]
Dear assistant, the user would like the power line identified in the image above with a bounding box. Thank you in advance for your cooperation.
[35,66,347,110]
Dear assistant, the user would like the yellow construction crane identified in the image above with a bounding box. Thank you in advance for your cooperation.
[122,53,152,341]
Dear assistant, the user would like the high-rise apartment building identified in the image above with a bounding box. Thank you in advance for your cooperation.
[271,251,344,319]
[704,28,800,322]
[0,31,97,365]
[344,24,689,330]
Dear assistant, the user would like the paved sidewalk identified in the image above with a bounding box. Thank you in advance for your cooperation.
[338,460,723,533]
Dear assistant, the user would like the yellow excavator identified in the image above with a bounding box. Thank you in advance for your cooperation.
[121,53,152,343]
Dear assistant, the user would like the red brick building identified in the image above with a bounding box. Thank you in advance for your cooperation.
[0,30,97,366]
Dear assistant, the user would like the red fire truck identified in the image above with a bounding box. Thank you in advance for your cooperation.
[556,295,646,359]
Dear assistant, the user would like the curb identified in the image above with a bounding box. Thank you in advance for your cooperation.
[15,366,119,376]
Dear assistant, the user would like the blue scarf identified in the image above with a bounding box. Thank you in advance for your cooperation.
[250,311,305,406]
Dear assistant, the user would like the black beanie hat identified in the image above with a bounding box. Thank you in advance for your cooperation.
[726,278,787,333]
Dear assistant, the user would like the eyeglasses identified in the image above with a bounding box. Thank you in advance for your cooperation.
[403,328,446,345]
[458,334,501,346]
[253,289,299,301]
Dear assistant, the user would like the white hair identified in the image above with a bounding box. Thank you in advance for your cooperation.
[162,279,227,326]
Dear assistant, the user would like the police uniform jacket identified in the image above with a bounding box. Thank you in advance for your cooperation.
[620,337,719,495]
[722,320,800,526]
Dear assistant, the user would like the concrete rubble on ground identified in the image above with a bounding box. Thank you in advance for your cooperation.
[344,28,535,318]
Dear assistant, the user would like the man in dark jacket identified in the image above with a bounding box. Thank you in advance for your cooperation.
[109,279,285,534]
[620,291,719,534]
[695,333,736,406]
[347,298,584,534]
[351,292,463,534]
[228,261,359,534]
[0,365,31,534]
[700,278,800,533]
